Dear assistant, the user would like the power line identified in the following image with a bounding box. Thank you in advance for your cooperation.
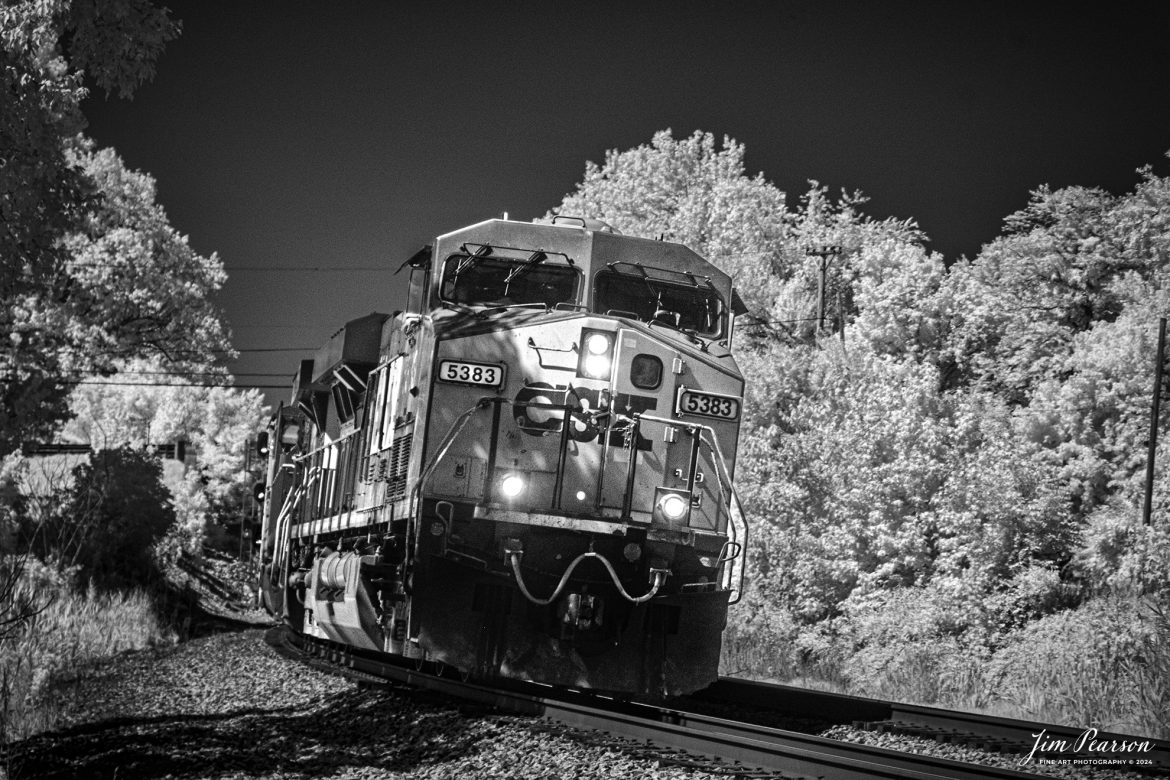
[64,370,290,377]
[739,316,825,327]
[229,266,393,272]
[61,263,392,272]
[61,380,289,389]
[218,347,315,353]
[2,372,291,389]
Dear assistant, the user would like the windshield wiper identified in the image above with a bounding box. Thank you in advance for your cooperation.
[454,243,493,277]
[504,250,548,284]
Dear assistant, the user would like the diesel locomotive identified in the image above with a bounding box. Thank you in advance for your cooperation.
[257,215,749,696]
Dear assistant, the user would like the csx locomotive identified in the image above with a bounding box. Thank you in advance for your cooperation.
[257,216,748,696]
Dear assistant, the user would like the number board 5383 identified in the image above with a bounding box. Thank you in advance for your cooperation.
[438,360,503,387]
[676,388,740,420]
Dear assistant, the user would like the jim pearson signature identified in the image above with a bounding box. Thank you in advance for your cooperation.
[1021,728,1154,766]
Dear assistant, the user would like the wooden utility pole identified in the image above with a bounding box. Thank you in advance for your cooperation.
[1144,317,1167,526]
[806,245,842,335]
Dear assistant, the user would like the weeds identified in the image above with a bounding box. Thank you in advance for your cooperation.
[984,596,1170,738]
[0,561,174,743]
[723,591,1170,740]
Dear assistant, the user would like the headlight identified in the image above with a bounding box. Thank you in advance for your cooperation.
[577,328,615,380]
[582,354,611,378]
[658,493,689,521]
[585,332,611,354]
[500,474,526,499]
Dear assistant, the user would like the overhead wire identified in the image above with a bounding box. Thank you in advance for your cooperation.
[61,262,393,271]
[52,380,289,389]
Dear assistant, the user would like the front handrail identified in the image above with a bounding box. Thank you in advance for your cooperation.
[410,397,747,604]
[612,411,749,604]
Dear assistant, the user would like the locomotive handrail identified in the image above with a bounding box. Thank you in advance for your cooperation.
[695,425,749,605]
[609,411,732,519]
[631,413,738,509]
[506,549,669,606]
[413,396,504,506]
[270,468,322,612]
[721,490,748,605]
[291,426,361,463]
[417,395,591,514]
[615,412,749,604]
[281,468,326,540]
[412,398,746,603]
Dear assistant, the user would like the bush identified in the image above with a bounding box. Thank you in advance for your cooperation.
[984,596,1170,738]
[720,583,803,680]
[23,447,175,589]
[836,584,990,706]
[790,566,1079,709]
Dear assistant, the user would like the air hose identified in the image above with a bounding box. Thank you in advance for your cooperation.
[506,550,668,606]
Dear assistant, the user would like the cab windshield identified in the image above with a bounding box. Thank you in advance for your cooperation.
[439,252,578,308]
[593,267,725,337]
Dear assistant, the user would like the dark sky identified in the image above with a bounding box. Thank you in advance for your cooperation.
[81,1,1170,408]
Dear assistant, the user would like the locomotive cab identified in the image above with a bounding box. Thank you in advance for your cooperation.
[262,216,748,697]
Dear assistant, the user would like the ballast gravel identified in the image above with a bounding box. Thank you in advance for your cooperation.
[7,624,1155,780]
[818,724,1152,780]
[8,628,731,779]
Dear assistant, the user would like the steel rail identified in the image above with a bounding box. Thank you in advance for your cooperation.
[699,677,1170,774]
[270,627,1052,780]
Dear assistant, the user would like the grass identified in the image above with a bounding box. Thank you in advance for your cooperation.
[721,593,1170,740]
[0,566,176,744]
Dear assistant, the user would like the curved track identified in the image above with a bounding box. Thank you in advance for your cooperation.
[692,679,1170,776]
[269,626,1144,779]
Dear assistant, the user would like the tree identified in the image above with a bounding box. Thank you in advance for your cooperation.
[61,143,232,368]
[941,169,1170,402]
[0,0,202,458]
[555,131,1170,714]
[62,362,266,550]
[941,162,1170,517]
[553,129,791,322]
[29,446,175,587]
[551,130,927,347]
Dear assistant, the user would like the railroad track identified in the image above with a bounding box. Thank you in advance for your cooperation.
[693,679,1170,776]
[269,626,1153,779]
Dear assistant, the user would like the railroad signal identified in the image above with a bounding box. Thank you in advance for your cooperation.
[253,480,266,504]
[256,431,270,458]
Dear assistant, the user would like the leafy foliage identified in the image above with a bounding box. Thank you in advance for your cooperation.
[62,368,266,548]
[0,1,224,459]
[559,131,1170,731]
[551,129,926,346]
[62,143,231,368]
[22,447,175,588]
